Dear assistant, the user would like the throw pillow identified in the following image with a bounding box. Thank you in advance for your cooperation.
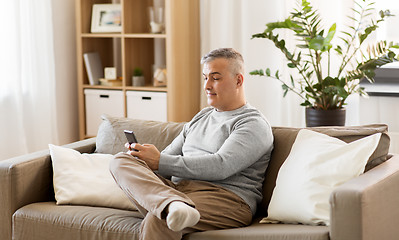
[49,144,136,211]
[95,114,185,154]
[259,124,390,217]
[262,129,382,226]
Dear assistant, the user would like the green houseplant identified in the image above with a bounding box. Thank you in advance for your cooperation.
[250,0,398,126]
[132,67,145,86]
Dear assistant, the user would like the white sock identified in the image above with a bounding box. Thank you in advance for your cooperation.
[166,201,200,232]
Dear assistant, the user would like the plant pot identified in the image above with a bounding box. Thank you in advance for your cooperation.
[305,108,346,127]
[132,76,145,86]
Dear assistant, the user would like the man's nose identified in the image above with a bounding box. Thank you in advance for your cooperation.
[204,79,212,89]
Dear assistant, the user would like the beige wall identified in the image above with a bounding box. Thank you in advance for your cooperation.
[52,0,79,144]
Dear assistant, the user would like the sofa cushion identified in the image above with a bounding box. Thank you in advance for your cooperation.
[13,202,142,240]
[259,124,390,216]
[185,218,329,240]
[49,144,136,211]
[95,115,185,154]
[14,203,329,240]
[263,129,381,226]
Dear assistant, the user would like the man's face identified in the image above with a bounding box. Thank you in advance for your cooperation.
[202,58,241,111]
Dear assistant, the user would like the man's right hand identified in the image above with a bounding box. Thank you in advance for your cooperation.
[126,143,161,171]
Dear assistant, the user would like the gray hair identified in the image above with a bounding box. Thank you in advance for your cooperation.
[201,48,244,75]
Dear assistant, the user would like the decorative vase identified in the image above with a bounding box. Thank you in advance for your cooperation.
[305,108,346,127]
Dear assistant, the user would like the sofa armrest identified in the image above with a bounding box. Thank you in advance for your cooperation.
[329,154,399,240]
[0,138,96,240]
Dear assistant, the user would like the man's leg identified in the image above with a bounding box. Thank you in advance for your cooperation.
[178,180,253,234]
[140,213,182,240]
[109,152,200,240]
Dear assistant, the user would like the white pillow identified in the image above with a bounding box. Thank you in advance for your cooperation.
[262,129,381,226]
[49,144,136,211]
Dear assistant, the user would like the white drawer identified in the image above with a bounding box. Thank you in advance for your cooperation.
[126,91,167,122]
[84,89,124,136]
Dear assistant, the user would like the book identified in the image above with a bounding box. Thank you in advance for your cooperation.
[83,52,103,85]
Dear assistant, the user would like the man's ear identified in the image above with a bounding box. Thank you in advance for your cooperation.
[236,73,244,87]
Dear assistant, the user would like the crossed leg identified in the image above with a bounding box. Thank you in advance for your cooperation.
[109,152,252,240]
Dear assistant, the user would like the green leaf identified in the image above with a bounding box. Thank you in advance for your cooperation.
[304,86,313,93]
[335,45,343,55]
[265,18,303,33]
[290,75,295,87]
[340,77,347,87]
[297,44,309,48]
[313,83,321,91]
[309,35,325,51]
[339,36,349,45]
[275,70,280,79]
[323,76,335,86]
[341,31,353,37]
[283,89,289,97]
[249,69,264,76]
[354,0,362,9]
[380,9,394,18]
[281,84,290,97]
[251,33,267,39]
[300,100,312,107]
[325,23,336,42]
[296,51,302,62]
[351,7,361,15]
[287,63,296,68]
[266,68,271,76]
[321,23,336,51]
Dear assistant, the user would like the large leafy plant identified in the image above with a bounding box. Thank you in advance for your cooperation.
[251,0,398,110]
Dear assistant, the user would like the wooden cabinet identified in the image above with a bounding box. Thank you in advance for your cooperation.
[75,0,200,139]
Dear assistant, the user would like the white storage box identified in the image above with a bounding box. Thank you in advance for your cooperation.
[84,89,124,136]
[126,91,167,122]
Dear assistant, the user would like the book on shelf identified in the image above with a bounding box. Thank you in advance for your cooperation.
[83,52,103,85]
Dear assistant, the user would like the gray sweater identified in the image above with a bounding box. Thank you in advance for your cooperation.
[158,104,274,215]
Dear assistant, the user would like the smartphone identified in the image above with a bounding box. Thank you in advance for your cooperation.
[124,130,138,144]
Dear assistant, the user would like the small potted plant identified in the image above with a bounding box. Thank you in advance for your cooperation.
[251,0,398,126]
[132,67,145,86]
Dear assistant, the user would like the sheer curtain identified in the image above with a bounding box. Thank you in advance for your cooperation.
[0,0,58,160]
[200,0,354,127]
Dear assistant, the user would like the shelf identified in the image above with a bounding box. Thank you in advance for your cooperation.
[83,85,123,90]
[83,84,167,92]
[125,86,167,92]
[81,33,166,39]
[124,33,166,39]
[81,33,122,38]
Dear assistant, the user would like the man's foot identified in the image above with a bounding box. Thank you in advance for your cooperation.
[166,201,200,232]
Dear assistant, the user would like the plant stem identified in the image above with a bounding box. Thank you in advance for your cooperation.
[337,0,366,77]
[271,75,309,102]
[328,50,331,76]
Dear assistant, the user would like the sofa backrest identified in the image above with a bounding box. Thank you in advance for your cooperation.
[258,124,390,216]
[95,115,185,154]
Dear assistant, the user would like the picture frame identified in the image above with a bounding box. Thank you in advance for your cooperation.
[91,4,122,33]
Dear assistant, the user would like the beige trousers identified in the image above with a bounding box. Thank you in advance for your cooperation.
[109,152,252,240]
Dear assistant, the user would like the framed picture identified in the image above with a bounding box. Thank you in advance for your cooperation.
[91,4,122,33]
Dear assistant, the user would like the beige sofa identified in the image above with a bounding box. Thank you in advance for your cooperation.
[2,117,399,240]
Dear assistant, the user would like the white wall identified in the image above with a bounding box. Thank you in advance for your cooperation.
[51,0,79,144]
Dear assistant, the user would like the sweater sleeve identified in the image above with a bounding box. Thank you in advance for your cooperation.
[158,117,273,181]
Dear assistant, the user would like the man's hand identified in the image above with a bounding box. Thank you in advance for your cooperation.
[126,143,160,170]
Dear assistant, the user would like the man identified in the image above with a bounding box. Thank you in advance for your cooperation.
[110,48,274,240]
